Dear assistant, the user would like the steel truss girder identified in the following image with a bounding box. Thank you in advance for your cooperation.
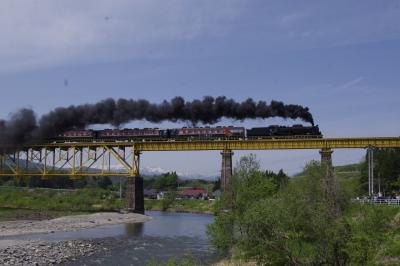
[0,145,140,178]
[1,137,400,178]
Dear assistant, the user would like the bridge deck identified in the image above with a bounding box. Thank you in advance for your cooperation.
[1,137,399,177]
[22,137,400,150]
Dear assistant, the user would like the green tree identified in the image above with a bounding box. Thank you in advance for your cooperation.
[208,156,351,265]
[265,169,289,190]
[161,190,177,211]
[97,176,112,189]
[27,176,43,187]
[154,172,178,191]
[207,154,277,251]
[360,148,400,195]
[73,178,88,189]
[0,176,12,186]
[212,178,220,192]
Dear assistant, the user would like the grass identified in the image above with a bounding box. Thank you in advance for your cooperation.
[145,198,214,214]
[335,163,362,172]
[0,187,123,212]
[148,257,199,266]
[0,207,88,222]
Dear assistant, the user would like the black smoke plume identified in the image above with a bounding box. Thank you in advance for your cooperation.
[0,109,37,146]
[0,96,314,145]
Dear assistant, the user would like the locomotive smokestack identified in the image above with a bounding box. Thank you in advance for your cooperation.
[0,96,314,145]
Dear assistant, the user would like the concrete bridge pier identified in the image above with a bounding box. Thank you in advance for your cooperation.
[319,148,340,217]
[319,148,334,183]
[221,150,234,192]
[320,148,333,168]
[125,151,144,214]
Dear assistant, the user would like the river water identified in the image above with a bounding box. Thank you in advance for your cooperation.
[9,211,222,265]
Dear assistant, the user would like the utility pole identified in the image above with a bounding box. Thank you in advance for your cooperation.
[371,148,374,196]
[368,147,371,197]
[368,146,375,197]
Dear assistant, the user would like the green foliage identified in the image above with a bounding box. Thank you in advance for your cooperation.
[265,169,289,190]
[148,257,198,266]
[96,176,112,189]
[154,172,178,191]
[0,187,122,212]
[335,163,362,173]
[161,190,177,211]
[208,154,278,252]
[240,160,349,265]
[212,178,220,192]
[145,198,213,213]
[1,175,116,190]
[208,154,400,265]
[360,148,400,195]
[9,175,75,189]
[343,205,400,265]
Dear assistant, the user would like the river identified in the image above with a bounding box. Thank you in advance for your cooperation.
[8,211,222,265]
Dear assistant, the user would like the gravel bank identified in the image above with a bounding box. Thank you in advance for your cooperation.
[0,212,151,265]
[0,212,151,237]
[0,240,106,265]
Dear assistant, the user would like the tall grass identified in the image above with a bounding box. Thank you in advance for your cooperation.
[0,187,123,211]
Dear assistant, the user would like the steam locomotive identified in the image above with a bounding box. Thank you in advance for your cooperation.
[56,124,322,142]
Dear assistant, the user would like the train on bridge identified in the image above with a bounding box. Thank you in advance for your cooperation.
[53,125,322,142]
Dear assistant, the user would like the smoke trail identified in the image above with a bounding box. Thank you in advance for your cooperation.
[0,96,314,145]
[0,109,37,146]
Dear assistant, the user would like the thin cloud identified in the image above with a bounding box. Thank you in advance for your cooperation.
[0,0,244,73]
[335,77,365,91]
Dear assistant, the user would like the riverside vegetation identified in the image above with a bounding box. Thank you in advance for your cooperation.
[0,172,216,220]
[0,187,214,221]
[207,154,400,265]
[0,187,122,221]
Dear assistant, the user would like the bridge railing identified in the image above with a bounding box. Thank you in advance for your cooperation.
[353,198,400,206]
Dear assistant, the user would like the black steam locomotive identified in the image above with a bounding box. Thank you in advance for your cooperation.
[56,124,322,142]
[246,124,322,138]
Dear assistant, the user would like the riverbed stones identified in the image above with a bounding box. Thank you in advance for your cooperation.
[0,240,103,265]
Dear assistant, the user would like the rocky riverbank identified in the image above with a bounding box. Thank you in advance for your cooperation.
[0,240,105,265]
[0,212,151,265]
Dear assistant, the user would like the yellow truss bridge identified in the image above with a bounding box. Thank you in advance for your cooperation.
[0,137,399,178]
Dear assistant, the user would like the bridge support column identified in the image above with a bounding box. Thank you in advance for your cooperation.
[320,148,333,168]
[221,150,234,193]
[125,151,144,214]
[319,148,340,217]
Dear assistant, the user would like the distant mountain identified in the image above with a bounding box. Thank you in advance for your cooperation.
[141,166,218,180]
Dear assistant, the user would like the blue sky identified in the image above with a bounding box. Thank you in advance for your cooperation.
[1,1,399,177]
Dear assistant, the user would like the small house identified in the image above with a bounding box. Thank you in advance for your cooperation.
[144,189,158,199]
[179,188,208,200]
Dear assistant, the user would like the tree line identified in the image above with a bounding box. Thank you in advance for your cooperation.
[360,148,400,196]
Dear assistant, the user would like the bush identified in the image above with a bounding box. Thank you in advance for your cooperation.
[161,191,177,211]
[208,155,400,265]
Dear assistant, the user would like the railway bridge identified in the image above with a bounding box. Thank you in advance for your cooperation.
[1,137,400,213]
